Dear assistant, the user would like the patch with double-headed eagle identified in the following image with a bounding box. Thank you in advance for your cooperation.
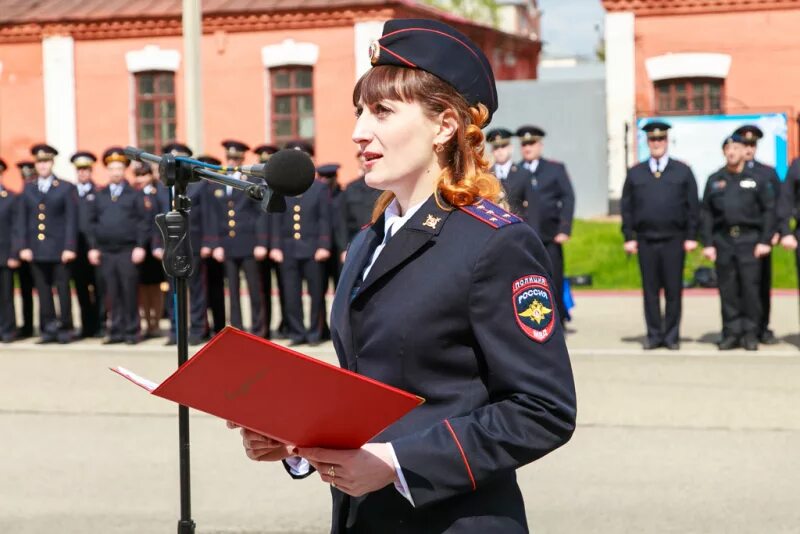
[512,274,556,343]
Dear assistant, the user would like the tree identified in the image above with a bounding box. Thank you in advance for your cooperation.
[419,0,500,26]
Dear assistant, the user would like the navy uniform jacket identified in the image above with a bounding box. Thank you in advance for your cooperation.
[85,182,150,252]
[209,181,269,259]
[779,158,800,237]
[17,177,78,262]
[620,158,699,241]
[153,182,221,254]
[515,159,575,242]
[495,164,532,217]
[334,177,382,252]
[700,167,775,246]
[271,179,331,259]
[0,188,20,263]
[746,160,781,236]
[325,195,576,533]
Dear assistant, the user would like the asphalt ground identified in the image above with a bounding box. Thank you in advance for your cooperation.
[0,290,798,533]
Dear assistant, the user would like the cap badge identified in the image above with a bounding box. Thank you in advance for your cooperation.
[369,40,381,65]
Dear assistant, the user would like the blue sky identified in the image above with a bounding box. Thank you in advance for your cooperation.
[537,0,606,58]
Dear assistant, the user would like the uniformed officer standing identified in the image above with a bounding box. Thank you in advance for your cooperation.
[70,151,104,338]
[253,144,280,338]
[155,145,223,345]
[733,125,781,345]
[779,155,800,294]
[333,156,382,263]
[14,161,36,338]
[209,141,267,336]
[86,148,149,344]
[270,140,332,346]
[17,144,79,344]
[0,158,21,342]
[515,125,576,323]
[316,162,342,341]
[701,135,775,351]
[485,128,531,215]
[621,122,699,350]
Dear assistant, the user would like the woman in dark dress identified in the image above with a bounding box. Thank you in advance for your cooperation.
[231,19,576,533]
[132,163,166,338]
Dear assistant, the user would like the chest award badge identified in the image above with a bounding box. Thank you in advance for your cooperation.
[423,214,441,230]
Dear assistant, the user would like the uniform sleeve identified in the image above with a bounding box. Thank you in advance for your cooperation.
[685,167,700,241]
[700,178,714,246]
[758,177,776,245]
[201,186,221,249]
[391,223,577,509]
[778,160,799,237]
[318,187,332,251]
[10,196,22,258]
[136,192,152,248]
[766,167,781,236]
[556,164,575,235]
[256,209,270,249]
[64,186,78,253]
[86,195,99,250]
[270,212,284,252]
[15,192,29,251]
[620,169,635,241]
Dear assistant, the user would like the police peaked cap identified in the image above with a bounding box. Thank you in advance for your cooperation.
[163,142,193,157]
[369,19,498,121]
[103,146,130,166]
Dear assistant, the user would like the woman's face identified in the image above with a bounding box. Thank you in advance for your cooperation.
[352,98,440,192]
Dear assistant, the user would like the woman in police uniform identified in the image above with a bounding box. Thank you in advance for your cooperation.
[233,19,576,533]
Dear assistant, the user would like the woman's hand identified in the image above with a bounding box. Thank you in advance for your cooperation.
[299,443,398,497]
[227,422,295,462]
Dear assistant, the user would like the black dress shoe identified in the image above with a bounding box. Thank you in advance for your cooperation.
[642,340,662,350]
[164,337,177,346]
[665,342,680,351]
[742,336,759,351]
[1,334,17,343]
[188,336,205,346]
[759,330,778,345]
[288,338,307,347]
[718,336,740,350]
[18,329,33,339]
[307,339,322,347]
[36,336,57,344]
[125,338,139,345]
[103,337,125,345]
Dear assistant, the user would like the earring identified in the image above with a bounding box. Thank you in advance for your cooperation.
[434,143,444,154]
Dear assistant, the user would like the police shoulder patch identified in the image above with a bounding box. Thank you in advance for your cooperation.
[459,199,521,229]
[512,275,556,343]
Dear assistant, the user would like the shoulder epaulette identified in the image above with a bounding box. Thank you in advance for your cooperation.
[459,199,521,229]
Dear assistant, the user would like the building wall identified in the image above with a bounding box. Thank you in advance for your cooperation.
[0,41,46,192]
[634,9,800,118]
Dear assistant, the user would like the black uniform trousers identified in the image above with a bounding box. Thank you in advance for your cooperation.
[637,236,685,345]
[0,266,16,338]
[279,257,324,343]
[165,255,209,341]
[759,253,772,335]
[72,252,101,337]
[259,260,275,339]
[31,261,74,338]
[543,241,567,322]
[715,234,762,338]
[225,257,264,335]
[16,263,34,336]
[205,257,226,335]
[100,249,140,340]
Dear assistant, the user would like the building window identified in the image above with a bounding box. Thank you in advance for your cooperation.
[270,66,314,145]
[655,78,724,115]
[135,71,177,153]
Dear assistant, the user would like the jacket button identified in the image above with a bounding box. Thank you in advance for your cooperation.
[38,224,46,231]
[229,220,236,228]
[38,203,45,210]
[229,230,236,238]
[293,214,301,221]
[228,201,234,208]
[38,213,46,221]
[293,205,301,212]
[293,232,301,240]
[37,234,45,241]
[293,223,301,230]
[228,210,235,216]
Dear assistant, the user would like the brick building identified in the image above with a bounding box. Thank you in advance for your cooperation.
[0,0,540,191]
[603,0,800,202]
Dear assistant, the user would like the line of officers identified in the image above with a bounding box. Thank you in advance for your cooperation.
[621,122,800,351]
[0,140,382,345]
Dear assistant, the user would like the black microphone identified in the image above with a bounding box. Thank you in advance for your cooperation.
[253,148,316,197]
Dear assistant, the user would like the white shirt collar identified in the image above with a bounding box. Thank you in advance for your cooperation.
[361,197,427,281]
[495,160,513,179]
[524,159,540,173]
[649,154,669,173]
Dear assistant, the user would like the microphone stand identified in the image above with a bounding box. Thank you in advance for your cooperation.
[124,147,286,534]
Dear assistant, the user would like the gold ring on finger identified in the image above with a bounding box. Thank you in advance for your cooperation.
[328,465,336,478]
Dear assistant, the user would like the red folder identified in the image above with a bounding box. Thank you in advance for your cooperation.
[112,327,424,449]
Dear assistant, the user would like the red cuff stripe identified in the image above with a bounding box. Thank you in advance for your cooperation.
[444,419,476,491]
